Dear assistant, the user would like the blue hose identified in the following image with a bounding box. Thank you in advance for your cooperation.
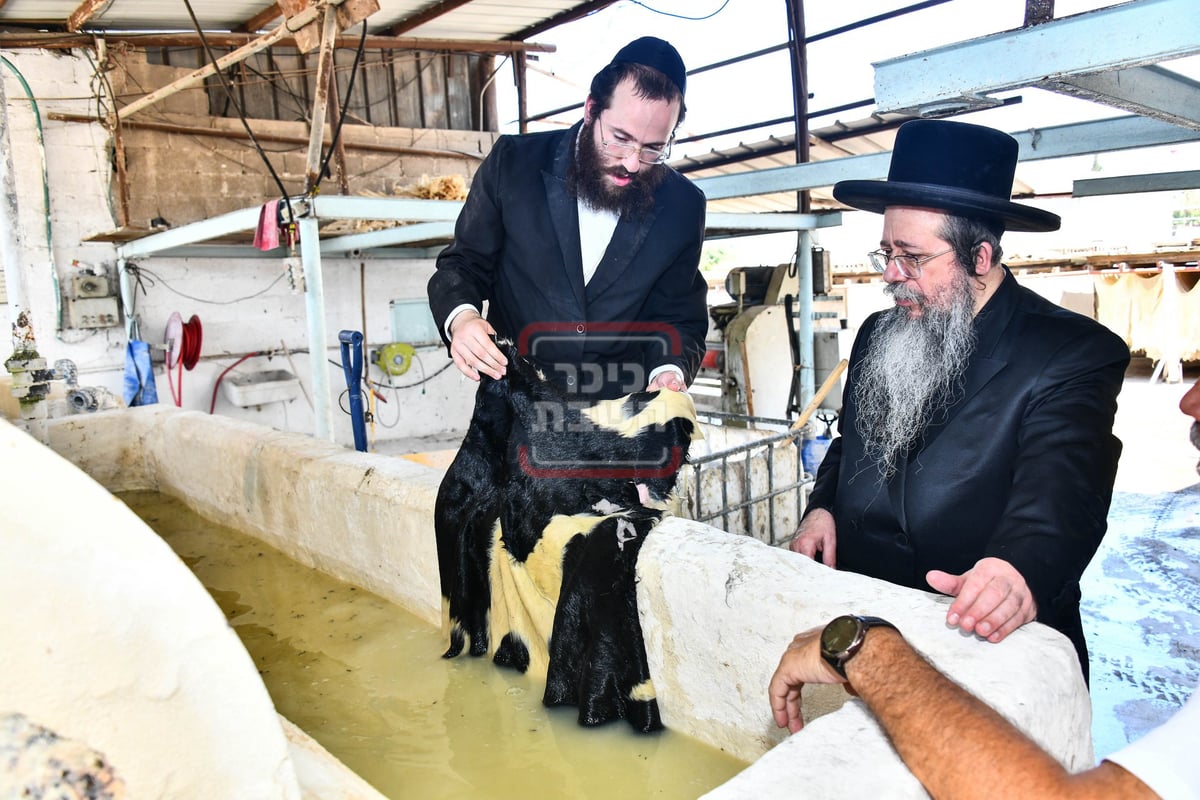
[338,330,368,452]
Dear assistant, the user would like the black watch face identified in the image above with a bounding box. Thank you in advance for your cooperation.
[823,615,861,654]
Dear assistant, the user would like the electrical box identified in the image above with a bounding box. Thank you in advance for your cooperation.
[72,274,111,298]
[812,246,833,296]
[389,298,441,346]
[66,296,120,329]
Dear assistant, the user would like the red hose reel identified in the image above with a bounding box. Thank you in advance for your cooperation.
[164,311,202,407]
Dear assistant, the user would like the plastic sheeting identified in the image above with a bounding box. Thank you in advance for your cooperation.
[1094,271,1200,361]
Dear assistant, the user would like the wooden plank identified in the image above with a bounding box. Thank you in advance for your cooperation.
[445,54,471,131]
[392,53,423,128]
[419,51,448,130]
[239,53,278,120]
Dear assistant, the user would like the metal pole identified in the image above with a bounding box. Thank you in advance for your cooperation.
[785,0,816,408]
[797,231,815,408]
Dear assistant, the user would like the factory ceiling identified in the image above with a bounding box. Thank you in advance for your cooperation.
[2,0,1198,218]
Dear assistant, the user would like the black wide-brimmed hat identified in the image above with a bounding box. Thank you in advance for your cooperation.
[832,119,1060,232]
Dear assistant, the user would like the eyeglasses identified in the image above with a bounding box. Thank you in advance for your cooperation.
[596,114,673,165]
[867,248,954,280]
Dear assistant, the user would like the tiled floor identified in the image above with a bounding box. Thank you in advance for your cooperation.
[1085,362,1200,759]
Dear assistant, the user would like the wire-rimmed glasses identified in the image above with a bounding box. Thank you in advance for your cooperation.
[596,114,673,165]
[867,248,954,280]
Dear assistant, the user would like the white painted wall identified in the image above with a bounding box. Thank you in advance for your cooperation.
[0,48,475,447]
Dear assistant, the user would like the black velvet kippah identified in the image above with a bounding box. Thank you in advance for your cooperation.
[611,36,686,96]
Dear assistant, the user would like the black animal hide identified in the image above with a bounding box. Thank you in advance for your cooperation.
[434,340,698,732]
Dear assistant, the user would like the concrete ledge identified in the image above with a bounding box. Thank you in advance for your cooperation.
[0,416,302,798]
[640,519,1093,797]
[19,408,1094,797]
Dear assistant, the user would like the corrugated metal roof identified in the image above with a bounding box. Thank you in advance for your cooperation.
[0,0,602,40]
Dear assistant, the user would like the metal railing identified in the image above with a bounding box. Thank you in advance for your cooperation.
[678,410,812,546]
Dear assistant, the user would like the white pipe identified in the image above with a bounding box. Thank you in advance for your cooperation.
[0,62,32,347]
[299,216,334,440]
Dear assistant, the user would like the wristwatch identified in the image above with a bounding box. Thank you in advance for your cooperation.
[820,614,898,678]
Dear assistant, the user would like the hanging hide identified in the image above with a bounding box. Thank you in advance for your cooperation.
[434,340,700,731]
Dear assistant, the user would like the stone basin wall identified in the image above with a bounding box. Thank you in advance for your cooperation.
[2,407,1094,798]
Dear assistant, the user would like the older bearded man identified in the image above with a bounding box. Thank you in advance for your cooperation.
[792,120,1130,680]
[429,37,708,402]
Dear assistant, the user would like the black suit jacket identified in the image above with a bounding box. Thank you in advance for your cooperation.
[428,122,709,400]
[807,269,1130,671]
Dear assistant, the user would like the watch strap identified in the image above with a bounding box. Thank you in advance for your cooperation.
[821,615,897,678]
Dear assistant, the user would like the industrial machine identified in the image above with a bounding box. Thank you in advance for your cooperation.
[705,254,847,423]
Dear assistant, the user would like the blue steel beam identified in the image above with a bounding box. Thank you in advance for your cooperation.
[1048,65,1200,130]
[872,0,1200,117]
[694,116,1200,201]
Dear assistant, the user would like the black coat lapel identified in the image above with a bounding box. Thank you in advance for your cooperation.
[585,209,656,302]
[545,123,586,310]
[918,268,1019,453]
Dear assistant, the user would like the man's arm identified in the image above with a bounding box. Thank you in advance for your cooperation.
[1180,379,1200,421]
[428,138,511,381]
[768,623,1156,800]
[428,153,502,339]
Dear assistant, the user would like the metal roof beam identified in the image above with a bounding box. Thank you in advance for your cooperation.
[1047,65,1200,130]
[116,207,263,259]
[694,116,1200,201]
[706,212,842,232]
[318,221,456,252]
[873,0,1200,117]
[311,195,464,221]
[1073,170,1200,197]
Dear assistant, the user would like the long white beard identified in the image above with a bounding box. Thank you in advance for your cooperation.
[853,271,978,479]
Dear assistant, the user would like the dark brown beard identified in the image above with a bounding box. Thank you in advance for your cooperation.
[567,119,666,220]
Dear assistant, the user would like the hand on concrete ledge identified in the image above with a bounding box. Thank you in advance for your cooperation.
[767,626,846,734]
[769,619,1163,800]
[925,556,1036,643]
[788,507,837,567]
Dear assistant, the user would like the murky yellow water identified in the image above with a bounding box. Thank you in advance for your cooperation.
[119,491,748,799]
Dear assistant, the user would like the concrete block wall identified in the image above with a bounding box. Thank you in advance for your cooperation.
[108,51,498,230]
[1,48,128,381]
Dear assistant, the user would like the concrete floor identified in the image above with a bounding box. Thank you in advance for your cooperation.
[1085,359,1200,759]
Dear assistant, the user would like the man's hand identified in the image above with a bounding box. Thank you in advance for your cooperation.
[768,627,845,734]
[449,311,507,381]
[926,557,1037,643]
[647,371,685,392]
[789,507,837,567]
